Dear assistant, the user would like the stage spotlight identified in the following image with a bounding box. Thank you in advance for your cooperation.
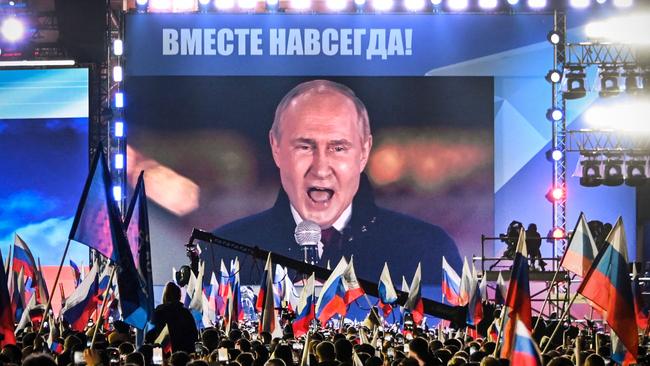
[624,66,641,94]
[113,39,123,56]
[569,0,590,8]
[291,0,311,10]
[404,0,425,11]
[114,121,124,137]
[115,154,125,170]
[430,0,442,4]
[447,0,468,10]
[545,69,562,84]
[564,65,587,100]
[596,0,606,3]
[546,148,563,162]
[113,186,122,201]
[149,0,173,11]
[267,0,279,10]
[1,17,24,42]
[527,0,546,8]
[603,154,624,186]
[354,0,366,10]
[239,0,257,9]
[580,154,602,187]
[546,186,565,203]
[215,0,235,9]
[326,0,347,10]
[547,30,562,45]
[372,0,394,11]
[613,0,632,7]
[552,227,565,239]
[625,155,647,187]
[507,0,519,4]
[136,0,149,10]
[479,0,498,9]
[599,65,620,98]
[546,107,563,122]
[115,92,124,108]
[113,66,123,82]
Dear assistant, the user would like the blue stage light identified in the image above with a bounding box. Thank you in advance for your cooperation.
[114,121,124,137]
[115,92,124,108]
[113,186,122,201]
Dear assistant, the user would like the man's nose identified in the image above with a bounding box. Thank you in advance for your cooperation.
[309,149,332,178]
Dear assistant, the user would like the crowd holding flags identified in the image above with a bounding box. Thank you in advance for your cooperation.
[4,142,650,366]
[576,218,638,365]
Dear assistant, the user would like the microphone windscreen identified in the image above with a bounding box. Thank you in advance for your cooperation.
[294,220,321,246]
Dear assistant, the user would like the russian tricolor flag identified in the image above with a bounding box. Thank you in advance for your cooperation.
[61,263,99,332]
[378,263,398,317]
[578,218,637,366]
[315,258,349,323]
[257,253,272,313]
[441,256,461,305]
[466,263,483,327]
[258,253,281,337]
[217,259,230,316]
[459,257,472,306]
[500,228,532,359]
[293,273,315,337]
[510,319,542,366]
[12,234,37,282]
[560,213,598,278]
[404,263,424,324]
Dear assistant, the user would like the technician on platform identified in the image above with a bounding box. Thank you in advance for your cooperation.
[206,80,462,285]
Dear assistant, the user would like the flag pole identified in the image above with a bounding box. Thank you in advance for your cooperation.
[492,305,508,357]
[532,267,562,331]
[37,238,72,337]
[541,291,581,353]
[92,264,117,346]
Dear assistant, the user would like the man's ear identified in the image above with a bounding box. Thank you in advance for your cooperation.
[270,131,281,168]
[359,134,373,172]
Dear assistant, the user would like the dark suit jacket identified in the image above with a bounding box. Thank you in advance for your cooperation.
[203,175,462,287]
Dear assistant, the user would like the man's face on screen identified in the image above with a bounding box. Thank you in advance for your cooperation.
[270,91,372,229]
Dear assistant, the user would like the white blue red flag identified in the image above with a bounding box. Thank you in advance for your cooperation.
[578,218,637,366]
[441,256,461,305]
[510,319,542,366]
[61,263,99,332]
[378,262,398,317]
[315,258,349,323]
[404,263,424,324]
[560,213,598,277]
[293,273,315,337]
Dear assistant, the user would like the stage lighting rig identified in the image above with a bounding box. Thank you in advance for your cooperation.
[546,107,564,122]
[625,154,647,187]
[599,65,621,98]
[602,153,624,186]
[580,153,602,187]
[547,30,562,45]
[546,69,562,84]
[623,66,642,94]
[564,65,587,100]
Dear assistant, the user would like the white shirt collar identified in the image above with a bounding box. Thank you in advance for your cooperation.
[290,204,352,232]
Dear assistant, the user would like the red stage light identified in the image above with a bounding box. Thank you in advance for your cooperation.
[552,227,565,239]
[546,186,565,202]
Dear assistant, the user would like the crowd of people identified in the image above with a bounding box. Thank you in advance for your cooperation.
[1,281,648,366]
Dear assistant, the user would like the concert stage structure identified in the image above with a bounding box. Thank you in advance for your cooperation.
[0,0,649,323]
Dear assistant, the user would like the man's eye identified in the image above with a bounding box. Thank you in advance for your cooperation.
[297,145,311,150]
[332,146,346,152]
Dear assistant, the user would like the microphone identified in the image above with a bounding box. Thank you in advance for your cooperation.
[294,220,321,264]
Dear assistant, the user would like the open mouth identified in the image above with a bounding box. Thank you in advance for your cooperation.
[307,187,334,203]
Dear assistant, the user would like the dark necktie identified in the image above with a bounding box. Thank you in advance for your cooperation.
[320,227,342,265]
